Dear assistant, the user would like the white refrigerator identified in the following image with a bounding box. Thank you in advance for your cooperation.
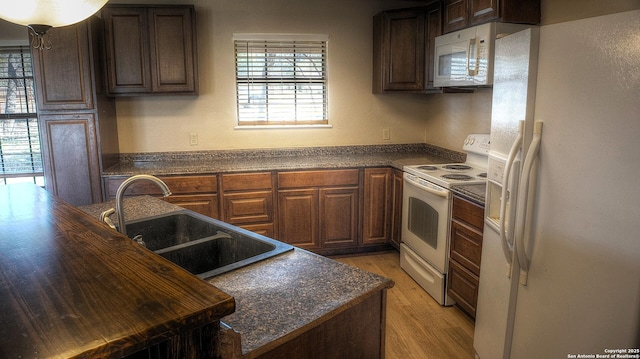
[474,10,640,359]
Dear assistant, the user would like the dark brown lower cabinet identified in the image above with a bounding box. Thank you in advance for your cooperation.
[125,322,220,359]
[277,169,360,255]
[39,114,103,206]
[221,172,275,237]
[277,188,320,250]
[447,194,484,319]
[103,167,401,256]
[104,175,220,219]
[218,290,388,359]
[363,168,392,246]
[390,168,404,249]
[320,187,359,248]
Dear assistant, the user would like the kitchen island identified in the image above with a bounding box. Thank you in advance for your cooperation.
[80,190,395,358]
[83,195,394,358]
[0,183,235,358]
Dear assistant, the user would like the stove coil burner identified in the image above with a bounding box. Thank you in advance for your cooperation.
[417,165,438,171]
[442,164,472,171]
[441,174,473,181]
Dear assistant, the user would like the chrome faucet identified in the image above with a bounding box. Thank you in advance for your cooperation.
[115,174,172,237]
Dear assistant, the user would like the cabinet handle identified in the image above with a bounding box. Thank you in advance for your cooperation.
[467,38,479,76]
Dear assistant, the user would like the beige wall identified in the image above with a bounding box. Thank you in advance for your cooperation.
[423,89,493,150]
[541,0,640,25]
[422,0,640,150]
[2,1,638,153]
[111,0,430,152]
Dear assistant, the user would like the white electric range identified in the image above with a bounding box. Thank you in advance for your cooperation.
[400,134,489,306]
[403,134,490,188]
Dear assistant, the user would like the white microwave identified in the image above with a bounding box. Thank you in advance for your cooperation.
[434,22,532,87]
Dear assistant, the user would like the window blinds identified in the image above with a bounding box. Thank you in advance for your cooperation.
[0,47,43,181]
[234,35,328,126]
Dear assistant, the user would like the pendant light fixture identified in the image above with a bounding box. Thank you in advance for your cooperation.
[0,0,109,49]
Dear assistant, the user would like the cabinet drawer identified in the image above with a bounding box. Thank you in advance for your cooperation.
[222,172,273,191]
[452,195,484,231]
[105,175,217,198]
[222,191,273,225]
[166,194,219,219]
[278,169,359,189]
[239,223,274,238]
[450,220,482,276]
[447,259,479,318]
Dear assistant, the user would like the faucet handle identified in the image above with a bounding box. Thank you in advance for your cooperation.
[100,208,117,230]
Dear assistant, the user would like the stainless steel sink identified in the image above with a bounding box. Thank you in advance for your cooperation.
[124,210,293,278]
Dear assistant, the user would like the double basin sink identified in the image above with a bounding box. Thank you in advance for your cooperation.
[124,210,293,279]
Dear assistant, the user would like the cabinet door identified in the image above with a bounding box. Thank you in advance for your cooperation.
[443,0,469,33]
[31,23,94,111]
[103,7,152,94]
[390,169,404,249]
[166,194,219,219]
[277,189,319,250]
[39,113,101,206]
[223,191,273,225]
[362,168,391,245]
[445,0,540,33]
[148,6,197,93]
[377,9,426,92]
[425,3,442,89]
[320,187,359,248]
[469,0,499,26]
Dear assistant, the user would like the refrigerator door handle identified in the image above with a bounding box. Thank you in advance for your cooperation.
[499,120,524,276]
[515,120,544,286]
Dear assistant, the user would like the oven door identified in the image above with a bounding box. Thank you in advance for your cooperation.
[401,172,451,273]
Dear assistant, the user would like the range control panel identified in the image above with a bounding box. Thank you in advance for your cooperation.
[463,134,491,155]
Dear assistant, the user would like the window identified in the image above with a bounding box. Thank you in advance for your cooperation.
[0,47,43,186]
[234,34,328,127]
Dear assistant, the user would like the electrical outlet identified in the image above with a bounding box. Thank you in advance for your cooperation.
[382,128,390,141]
[189,132,198,146]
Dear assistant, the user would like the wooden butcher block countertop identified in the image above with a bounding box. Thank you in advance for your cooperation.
[0,184,235,358]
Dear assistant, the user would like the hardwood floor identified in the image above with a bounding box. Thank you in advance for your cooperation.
[334,251,475,359]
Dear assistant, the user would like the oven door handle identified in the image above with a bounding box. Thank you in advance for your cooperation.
[404,175,449,198]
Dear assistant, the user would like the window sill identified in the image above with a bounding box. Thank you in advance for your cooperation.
[234,124,333,130]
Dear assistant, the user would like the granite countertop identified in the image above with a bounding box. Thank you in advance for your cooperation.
[450,183,486,205]
[80,196,394,357]
[208,250,391,356]
[103,144,465,176]
[79,195,184,223]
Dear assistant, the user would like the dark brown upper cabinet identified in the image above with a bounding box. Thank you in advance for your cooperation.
[32,24,94,111]
[31,18,119,206]
[102,5,198,96]
[443,0,541,34]
[373,3,442,94]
